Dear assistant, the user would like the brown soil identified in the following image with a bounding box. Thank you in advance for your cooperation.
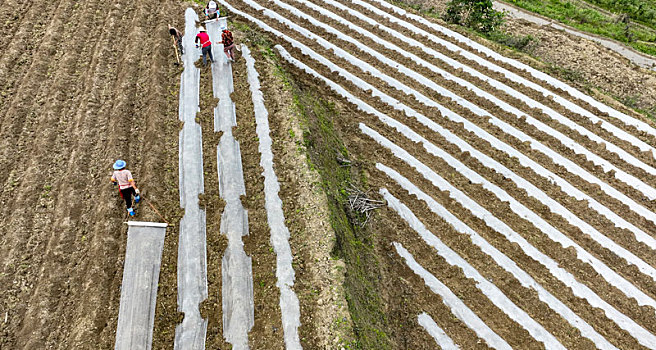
[246,41,355,348]
[0,0,187,348]
[223,0,656,347]
[3,0,656,348]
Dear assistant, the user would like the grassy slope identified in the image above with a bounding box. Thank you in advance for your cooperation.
[505,0,656,56]
[233,17,388,348]
[291,80,391,350]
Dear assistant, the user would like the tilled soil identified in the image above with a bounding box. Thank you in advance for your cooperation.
[237,0,656,245]
[222,0,656,347]
[0,0,187,348]
[3,0,656,348]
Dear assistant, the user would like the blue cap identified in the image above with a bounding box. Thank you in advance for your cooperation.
[113,159,126,170]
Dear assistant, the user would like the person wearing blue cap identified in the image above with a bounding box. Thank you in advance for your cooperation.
[111,160,140,217]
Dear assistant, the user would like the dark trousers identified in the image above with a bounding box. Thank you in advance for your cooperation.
[120,187,136,209]
[176,37,184,55]
[202,45,214,65]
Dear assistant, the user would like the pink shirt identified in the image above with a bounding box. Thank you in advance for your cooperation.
[112,169,134,189]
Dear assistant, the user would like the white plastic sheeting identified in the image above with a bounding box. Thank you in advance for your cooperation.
[272,40,619,346]
[282,0,656,177]
[364,120,656,306]
[417,313,460,350]
[207,19,254,350]
[175,8,208,350]
[375,161,656,347]
[362,0,656,141]
[383,189,616,349]
[220,0,656,224]
[273,41,656,311]
[237,0,656,200]
[243,44,303,349]
[115,224,167,350]
[268,24,656,279]
[385,194,566,348]
[394,242,512,350]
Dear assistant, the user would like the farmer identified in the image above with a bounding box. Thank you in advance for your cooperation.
[195,26,214,66]
[205,0,219,20]
[111,159,140,217]
[168,24,184,55]
[218,26,235,62]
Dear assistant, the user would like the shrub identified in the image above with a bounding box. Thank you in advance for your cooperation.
[443,0,505,34]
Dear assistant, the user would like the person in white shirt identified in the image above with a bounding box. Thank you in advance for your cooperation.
[110,159,140,217]
[205,1,218,20]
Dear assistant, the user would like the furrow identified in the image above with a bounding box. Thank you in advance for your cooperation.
[174,8,208,350]
[243,44,302,349]
[394,242,513,350]
[386,189,568,349]
[231,0,656,229]
[244,0,656,201]
[303,0,656,182]
[376,159,656,348]
[364,121,656,313]
[208,18,255,349]
[221,0,656,304]
[260,0,656,253]
[356,0,656,144]
[295,0,656,180]
[384,189,616,349]
[271,42,656,342]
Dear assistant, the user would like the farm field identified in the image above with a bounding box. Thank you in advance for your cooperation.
[1,0,656,348]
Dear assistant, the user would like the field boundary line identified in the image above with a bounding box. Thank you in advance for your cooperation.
[243,44,303,349]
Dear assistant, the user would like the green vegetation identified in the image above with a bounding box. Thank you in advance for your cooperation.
[507,0,656,56]
[583,0,656,28]
[487,31,539,52]
[237,21,388,348]
[293,91,390,350]
[274,55,389,349]
[444,0,505,33]
[442,0,538,53]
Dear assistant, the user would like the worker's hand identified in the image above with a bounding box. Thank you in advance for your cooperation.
[135,189,140,195]
[196,44,199,48]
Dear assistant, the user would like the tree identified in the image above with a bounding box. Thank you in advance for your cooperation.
[443,0,505,34]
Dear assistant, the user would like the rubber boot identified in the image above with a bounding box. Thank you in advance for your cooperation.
[128,208,135,217]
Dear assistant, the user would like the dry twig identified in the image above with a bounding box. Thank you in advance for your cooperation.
[346,185,384,227]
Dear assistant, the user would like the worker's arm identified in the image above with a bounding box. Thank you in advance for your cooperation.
[130,180,139,194]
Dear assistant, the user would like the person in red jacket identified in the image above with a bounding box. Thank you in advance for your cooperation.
[195,27,214,66]
[218,26,235,62]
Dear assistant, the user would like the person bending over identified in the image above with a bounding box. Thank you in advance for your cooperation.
[111,159,140,217]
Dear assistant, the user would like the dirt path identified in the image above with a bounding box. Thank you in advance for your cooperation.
[493,1,656,71]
